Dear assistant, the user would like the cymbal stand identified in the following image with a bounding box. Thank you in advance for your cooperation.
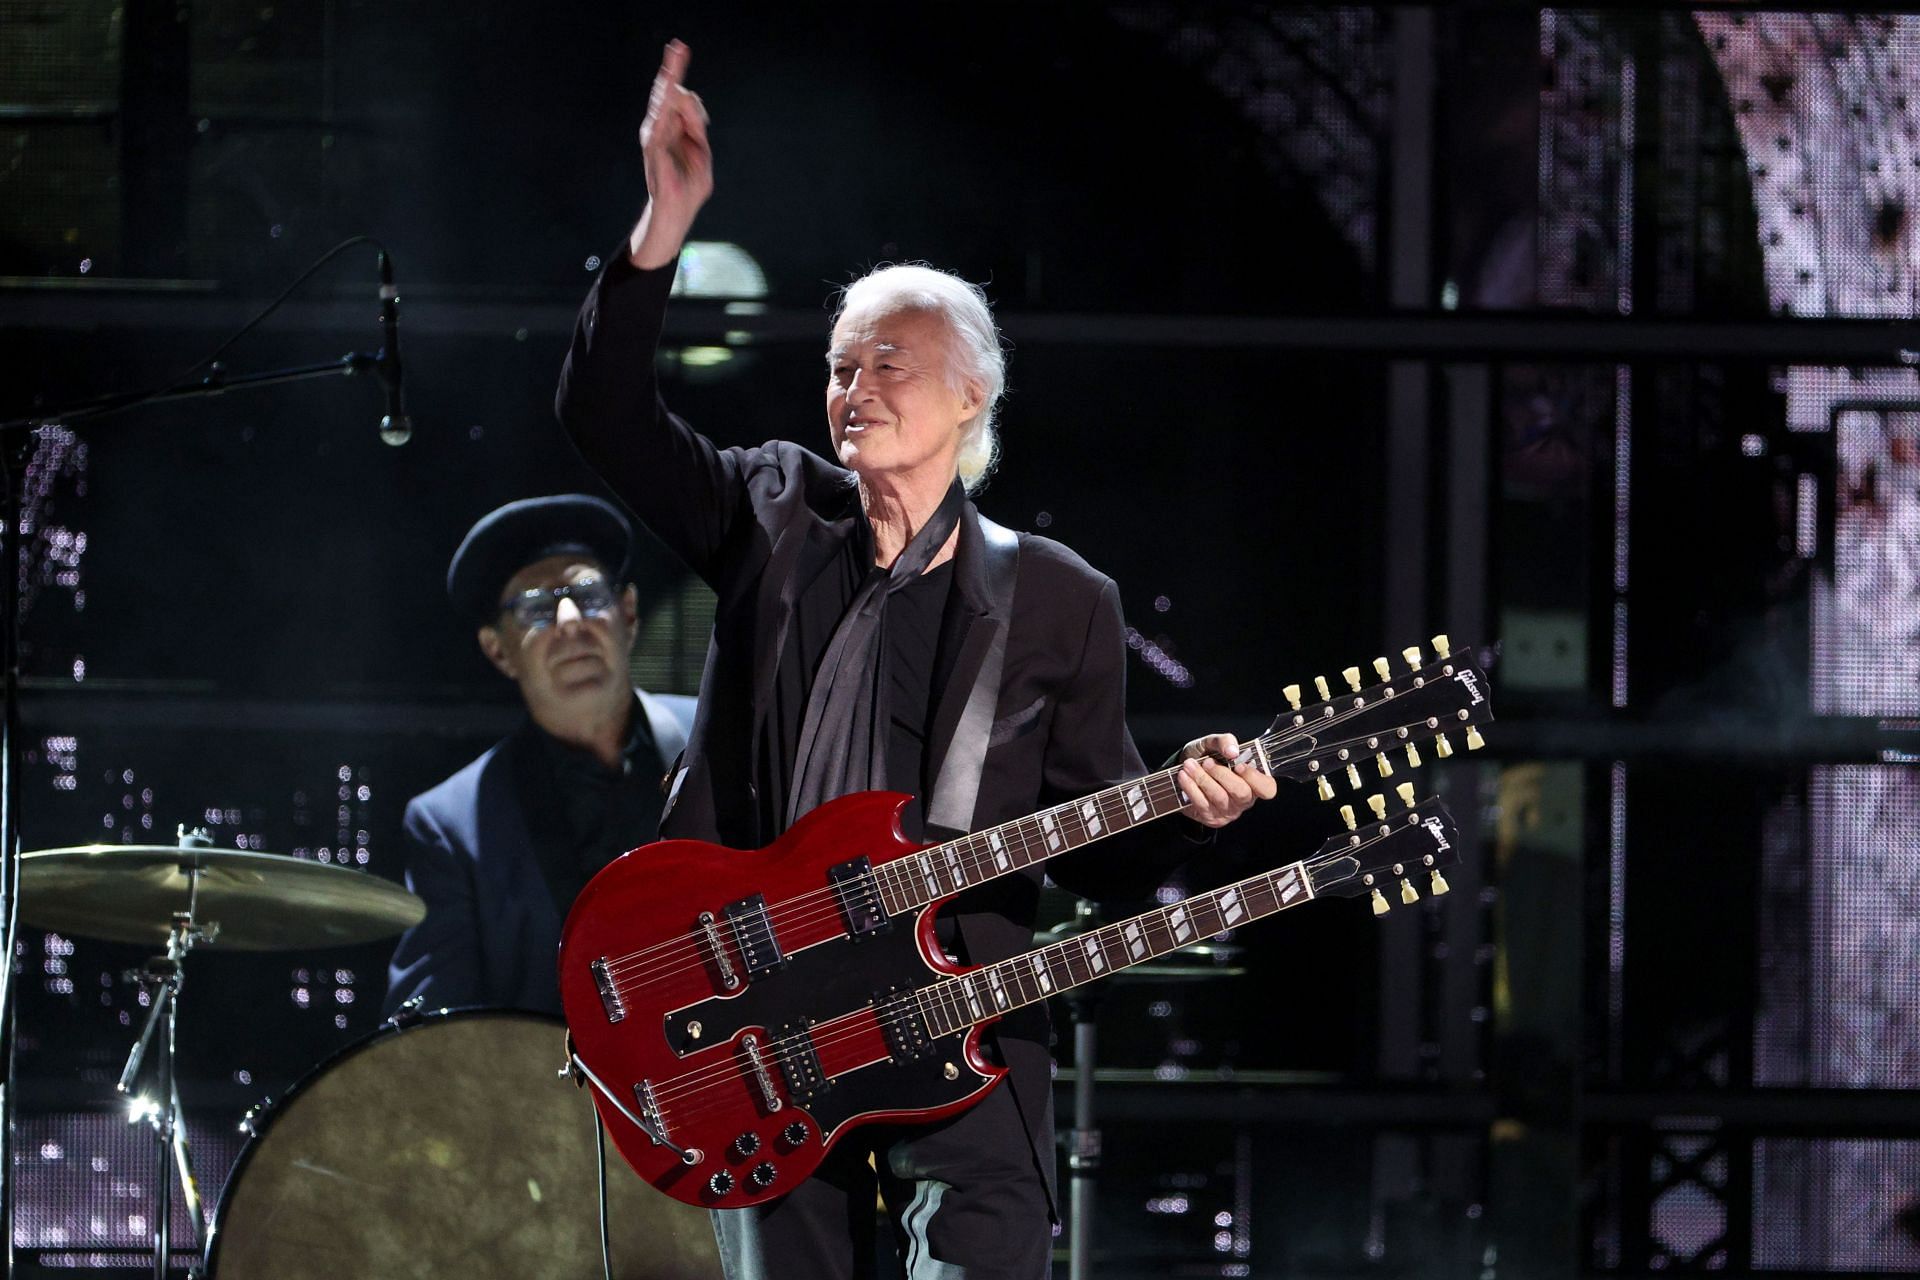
[1062,899,1102,1280]
[118,865,213,1279]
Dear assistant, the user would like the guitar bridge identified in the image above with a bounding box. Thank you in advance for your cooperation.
[591,958,625,1023]
[739,1032,784,1113]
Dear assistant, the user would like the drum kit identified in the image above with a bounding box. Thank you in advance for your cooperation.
[16,830,721,1279]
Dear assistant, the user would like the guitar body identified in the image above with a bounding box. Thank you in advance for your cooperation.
[558,791,1003,1209]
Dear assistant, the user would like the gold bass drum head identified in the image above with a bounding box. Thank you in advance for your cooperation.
[205,1008,720,1279]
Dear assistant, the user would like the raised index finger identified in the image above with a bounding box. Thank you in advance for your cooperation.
[662,39,691,88]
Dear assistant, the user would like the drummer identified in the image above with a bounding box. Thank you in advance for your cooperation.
[384,495,695,1016]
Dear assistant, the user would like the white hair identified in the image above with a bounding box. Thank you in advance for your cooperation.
[832,264,1006,493]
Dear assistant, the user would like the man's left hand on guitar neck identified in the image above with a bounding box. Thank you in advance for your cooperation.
[1176,733,1278,828]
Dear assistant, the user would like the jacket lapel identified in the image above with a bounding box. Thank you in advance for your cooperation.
[923,504,999,812]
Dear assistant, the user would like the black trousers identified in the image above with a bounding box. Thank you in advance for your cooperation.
[711,1084,1054,1280]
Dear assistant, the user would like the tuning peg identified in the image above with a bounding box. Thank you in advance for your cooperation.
[1316,775,1335,801]
[1401,646,1422,672]
[1366,794,1387,821]
[1342,666,1362,692]
[1373,656,1391,682]
[1466,725,1486,751]
[1434,733,1454,758]
[1370,888,1390,916]
[1346,763,1363,791]
[1429,869,1451,896]
[1375,752,1393,778]
[1405,743,1422,768]
[1339,804,1357,831]
[1432,634,1452,660]
[1395,782,1415,808]
[1400,878,1419,905]
[1283,683,1302,711]
[1313,675,1330,702]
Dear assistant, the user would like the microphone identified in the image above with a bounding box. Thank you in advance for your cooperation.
[375,249,412,446]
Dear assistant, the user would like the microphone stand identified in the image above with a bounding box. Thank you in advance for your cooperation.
[0,340,390,1277]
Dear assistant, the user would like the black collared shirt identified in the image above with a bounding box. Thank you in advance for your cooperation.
[532,695,668,904]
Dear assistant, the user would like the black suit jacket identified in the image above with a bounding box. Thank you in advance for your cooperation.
[556,256,1200,1204]
[383,691,694,1018]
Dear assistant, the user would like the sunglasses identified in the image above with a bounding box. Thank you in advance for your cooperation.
[498,578,620,630]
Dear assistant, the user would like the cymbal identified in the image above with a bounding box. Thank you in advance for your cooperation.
[19,845,425,951]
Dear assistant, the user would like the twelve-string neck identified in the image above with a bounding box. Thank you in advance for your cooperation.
[914,859,1315,1038]
[872,765,1192,917]
[872,731,1295,919]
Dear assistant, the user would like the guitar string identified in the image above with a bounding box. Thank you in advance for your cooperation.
[641,822,1424,1121]
[647,815,1436,1134]
[644,826,1433,1138]
[596,711,1447,1018]
[595,681,1466,995]
[650,804,1439,1113]
[595,676,1456,983]
[592,765,1193,983]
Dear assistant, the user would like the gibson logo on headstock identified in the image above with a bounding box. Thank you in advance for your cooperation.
[1452,669,1484,707]
[1421,817,1452,851]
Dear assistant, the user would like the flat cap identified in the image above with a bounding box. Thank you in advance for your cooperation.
[446,494,633,626]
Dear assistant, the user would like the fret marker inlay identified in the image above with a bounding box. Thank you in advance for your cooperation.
[988,830,1011,871]
[1170,906,1193,943]
[1126,783,1148,821]
[1079,798,1102,837]
[987,969,1009,1009]
[1218,886,1245,925]
[1083,937,1107,972]
[1030,956,1054,993]
[1124,921,1147,960]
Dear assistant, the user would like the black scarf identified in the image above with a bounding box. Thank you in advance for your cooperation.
[787,479,967,826]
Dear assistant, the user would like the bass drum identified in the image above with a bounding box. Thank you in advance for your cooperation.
[204,1008,721,1279]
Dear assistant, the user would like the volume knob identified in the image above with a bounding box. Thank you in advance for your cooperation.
[707,1170,735,1196]
[781,1121,810,1147]
[733,1131,761,1157]
[750,1161,778,1189]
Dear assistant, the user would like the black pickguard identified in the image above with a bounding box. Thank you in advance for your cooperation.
[661,915,994,1138]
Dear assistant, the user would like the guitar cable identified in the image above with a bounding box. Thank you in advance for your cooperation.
[593,1103,614,1280]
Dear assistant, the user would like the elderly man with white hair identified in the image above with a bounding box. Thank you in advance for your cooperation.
[555,40,1274,1280]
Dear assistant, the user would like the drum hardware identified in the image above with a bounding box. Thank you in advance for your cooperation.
[17,824,428,1280]
[112,829,219,1280]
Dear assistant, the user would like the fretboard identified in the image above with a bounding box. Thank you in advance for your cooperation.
[912,859,1316,1038]
[872,766,1200,916]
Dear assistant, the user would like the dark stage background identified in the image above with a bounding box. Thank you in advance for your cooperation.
[4,4,1920,1277]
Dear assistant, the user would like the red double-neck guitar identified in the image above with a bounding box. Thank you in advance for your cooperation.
[559,640,1491,1207]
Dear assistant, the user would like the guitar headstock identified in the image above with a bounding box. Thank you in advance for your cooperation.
[1306,791,1461,915]
[1249,634,1493,801]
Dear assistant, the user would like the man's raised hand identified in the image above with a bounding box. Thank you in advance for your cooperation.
[629,39,713,270]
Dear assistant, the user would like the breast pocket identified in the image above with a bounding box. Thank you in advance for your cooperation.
[988,695,1048,749]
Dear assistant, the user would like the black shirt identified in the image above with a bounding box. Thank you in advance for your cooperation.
[531,695,667,910]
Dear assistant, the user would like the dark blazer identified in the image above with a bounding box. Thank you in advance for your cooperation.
[383,690,693,1018]
[555,257,1202,1203]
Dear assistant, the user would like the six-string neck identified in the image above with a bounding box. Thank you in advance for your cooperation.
[913,858,1315,1038]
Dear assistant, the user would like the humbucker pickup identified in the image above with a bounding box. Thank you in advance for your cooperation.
[776,1019,827,1104]
[876,988,933,1063]
[724,893,786,979]
[828,857,890,939]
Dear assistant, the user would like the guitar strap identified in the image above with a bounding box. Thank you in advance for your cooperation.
[925,517,1021,838]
